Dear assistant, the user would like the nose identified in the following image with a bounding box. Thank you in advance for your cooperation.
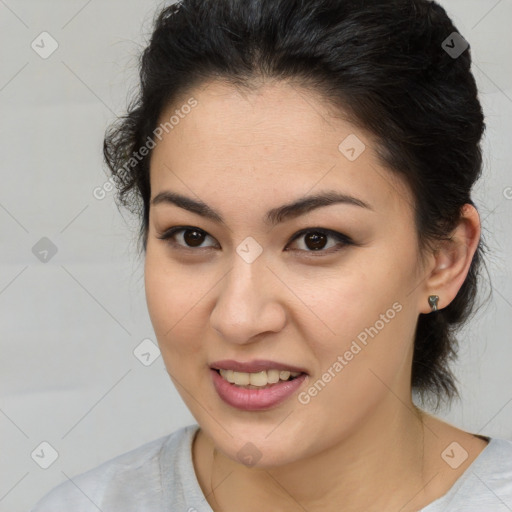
[209,253,287,345]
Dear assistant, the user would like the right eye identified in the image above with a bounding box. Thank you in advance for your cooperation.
[157,226,219,251]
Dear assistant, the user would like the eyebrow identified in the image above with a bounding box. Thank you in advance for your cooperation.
[150,190,373,227]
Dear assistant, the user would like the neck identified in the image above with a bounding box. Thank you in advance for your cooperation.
[199,397,437,512]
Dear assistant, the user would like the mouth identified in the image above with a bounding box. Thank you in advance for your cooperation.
[212,368,305,389]
[210,367,308,410]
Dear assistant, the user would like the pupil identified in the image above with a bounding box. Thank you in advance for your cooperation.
[306,232,326,250]
[184,230,204,247]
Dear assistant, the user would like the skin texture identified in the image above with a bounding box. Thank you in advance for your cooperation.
[144,80,486,511]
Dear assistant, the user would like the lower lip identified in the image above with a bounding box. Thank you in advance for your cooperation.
[210,369,308,411]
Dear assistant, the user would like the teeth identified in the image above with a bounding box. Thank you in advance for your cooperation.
[280,370,291,381]
[267,369,280,384]
[219,369,302,387]
[233,371,249,385]
[249,371,267,386]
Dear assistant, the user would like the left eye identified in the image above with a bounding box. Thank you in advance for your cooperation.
[157,226,352,255]
[286,228,352,254]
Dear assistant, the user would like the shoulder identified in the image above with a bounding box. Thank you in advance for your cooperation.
[424,437,512,511]
[30,424,198,512]
[458,437,512,509]
[476,438,512,488]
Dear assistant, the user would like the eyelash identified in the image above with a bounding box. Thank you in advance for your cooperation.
[156,226,353,257]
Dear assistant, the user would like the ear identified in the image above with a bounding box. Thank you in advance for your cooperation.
[418,204,481,314]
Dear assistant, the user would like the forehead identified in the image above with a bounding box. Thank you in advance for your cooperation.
[150,80,413,218]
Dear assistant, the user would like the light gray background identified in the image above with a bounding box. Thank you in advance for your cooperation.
[0,1,511,510]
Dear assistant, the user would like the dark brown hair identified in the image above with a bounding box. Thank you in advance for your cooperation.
[103,0,491,409]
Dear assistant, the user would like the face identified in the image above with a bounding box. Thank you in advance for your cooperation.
[145,80,427,467]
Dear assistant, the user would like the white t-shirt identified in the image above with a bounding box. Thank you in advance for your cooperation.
[30,424,512,511]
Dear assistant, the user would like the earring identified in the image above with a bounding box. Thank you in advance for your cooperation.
[428,295,439,312]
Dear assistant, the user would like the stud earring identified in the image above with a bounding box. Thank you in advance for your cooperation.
[428,295,439,312]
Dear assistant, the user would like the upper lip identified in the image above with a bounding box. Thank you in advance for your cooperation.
[210,359,308,374]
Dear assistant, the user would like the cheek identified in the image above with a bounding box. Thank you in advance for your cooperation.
[144,250,206,362]
[297,299,415,435]
[296,248,417,384]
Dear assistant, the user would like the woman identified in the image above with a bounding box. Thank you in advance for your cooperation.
[31,0,512,510]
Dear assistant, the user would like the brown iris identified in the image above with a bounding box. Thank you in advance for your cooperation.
[303,231,327,250]
[183,229,206,247]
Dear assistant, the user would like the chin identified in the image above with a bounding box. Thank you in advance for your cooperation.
[203,421,311,469]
